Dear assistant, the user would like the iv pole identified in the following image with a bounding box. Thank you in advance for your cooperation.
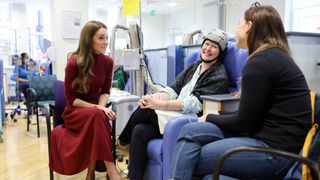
[9,29,28,122]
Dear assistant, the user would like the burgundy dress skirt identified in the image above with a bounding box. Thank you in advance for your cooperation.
[49,105,113,175]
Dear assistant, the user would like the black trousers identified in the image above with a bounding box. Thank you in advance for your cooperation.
[118,107,162,180]
[18,82,29,100]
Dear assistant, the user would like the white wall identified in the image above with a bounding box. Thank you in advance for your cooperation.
[50,0,290,80]
[51,0,89,80]
[148,1,288,47]
[166,6,198,45]
[139,14,166,49]
[290,0,320,33]
[226,0,287,34]
[111,12,167,49]
[164,2,217,46]
[202,1,219,33]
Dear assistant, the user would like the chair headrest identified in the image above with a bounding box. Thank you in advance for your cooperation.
[54,80,66,126]
[222,42,248,92]
[184,52,200,68]
[28,75,57,101]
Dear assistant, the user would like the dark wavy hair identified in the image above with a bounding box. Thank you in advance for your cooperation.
[244,4,290,56]
[20,52,28,65]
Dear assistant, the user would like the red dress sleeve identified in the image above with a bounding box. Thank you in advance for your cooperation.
[64,58,78,106]
[100,56,114,95]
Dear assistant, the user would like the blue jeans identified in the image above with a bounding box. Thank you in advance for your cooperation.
[169,121,292,180]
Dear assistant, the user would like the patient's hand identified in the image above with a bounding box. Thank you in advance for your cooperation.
[138,94,161,110]
[230,91,240,97]
[198,114,207,122]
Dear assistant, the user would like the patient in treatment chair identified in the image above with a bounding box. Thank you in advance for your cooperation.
[118,29,230,180]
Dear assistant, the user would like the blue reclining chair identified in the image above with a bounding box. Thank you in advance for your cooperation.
[143,42,248,180]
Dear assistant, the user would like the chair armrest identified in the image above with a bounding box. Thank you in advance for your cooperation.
[212,146,320,180]
[200,94,240,102]
[201,94,240,114]
[45,104,54,150]
[26,87,38,105]
[106,102,116,162]
[163,116,197,145]
[162,116,197,180]
[46,104,53,127]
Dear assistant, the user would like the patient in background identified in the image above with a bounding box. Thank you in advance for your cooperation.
[11,52,36,100]
[118,29,230,180]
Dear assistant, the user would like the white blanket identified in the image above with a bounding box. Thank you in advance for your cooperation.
[155,110,196,134]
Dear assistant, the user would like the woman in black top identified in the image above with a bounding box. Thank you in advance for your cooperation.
[169,3,312,180]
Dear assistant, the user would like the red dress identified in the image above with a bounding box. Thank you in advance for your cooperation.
[49,54,114,175]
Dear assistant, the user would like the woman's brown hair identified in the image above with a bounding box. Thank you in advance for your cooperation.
[71,20,107,93]
[244,3,290,55]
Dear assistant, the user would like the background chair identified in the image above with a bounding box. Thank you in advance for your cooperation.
[44,60,52,75]
[26,74,56,137]
[45,80,65,180]
[45,80,117,180]
[0,59,4,142]
[7,86,28,122]
[143,41,248,180]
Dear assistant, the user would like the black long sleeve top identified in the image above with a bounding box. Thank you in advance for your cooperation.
[206,48,312,153]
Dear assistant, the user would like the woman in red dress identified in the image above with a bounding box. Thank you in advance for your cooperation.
[49,20,121,180]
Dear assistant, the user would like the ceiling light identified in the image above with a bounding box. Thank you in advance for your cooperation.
[167,2,177,7]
